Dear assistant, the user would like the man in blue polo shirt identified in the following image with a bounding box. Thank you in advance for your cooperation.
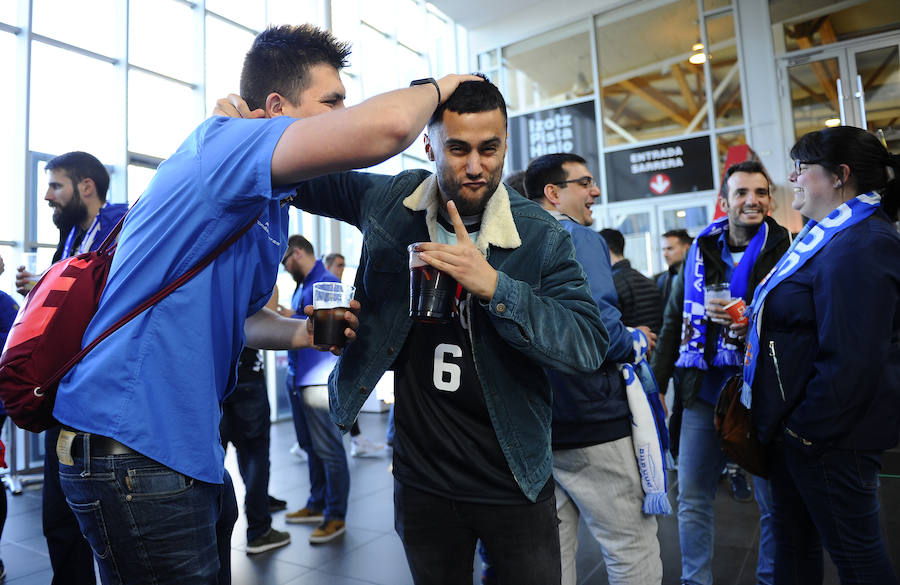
[51,24,477,584]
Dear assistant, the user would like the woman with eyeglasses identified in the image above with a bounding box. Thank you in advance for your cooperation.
[742,126,899,584]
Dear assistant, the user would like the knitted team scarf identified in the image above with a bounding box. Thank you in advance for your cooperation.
[741,193,882,407]
[675,216,769,370]
[620,328,672,516]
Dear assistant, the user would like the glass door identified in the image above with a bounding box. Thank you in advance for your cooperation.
[848,42,900,152]
[781,35,900,148]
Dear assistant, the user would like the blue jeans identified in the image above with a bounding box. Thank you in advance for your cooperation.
[43,425,97,585]
[678,402,774,585]
[394,480,561,585]
[58,433,238,585]
[769,444,897,584]
[220,377,272,541]
[286,377,350,520]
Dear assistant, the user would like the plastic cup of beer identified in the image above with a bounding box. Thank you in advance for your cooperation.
[408,243,457,323]
[704,282,731,305]
[22,252,40,291]
[312,282,355,349]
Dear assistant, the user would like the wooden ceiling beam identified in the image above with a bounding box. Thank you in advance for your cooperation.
[671,63,699,116]
[618,78,692,126]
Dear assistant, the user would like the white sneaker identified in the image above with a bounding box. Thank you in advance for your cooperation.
[289,442,307,461]
[350,436,385,458]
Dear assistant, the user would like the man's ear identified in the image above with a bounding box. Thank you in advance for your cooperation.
[718,194,729,213]
[424,133,435,161]
[78,178,96,200]
[543,183,560,206]
[265,92,289,117]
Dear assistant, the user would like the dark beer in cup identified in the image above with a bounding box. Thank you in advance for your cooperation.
[313,306,349,348]
[312,282,355,349]
[409,243,457,323]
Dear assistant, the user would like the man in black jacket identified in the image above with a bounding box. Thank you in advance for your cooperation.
[599,228,663,333]
[651,161,789,585]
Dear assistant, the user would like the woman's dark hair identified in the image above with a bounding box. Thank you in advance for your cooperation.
[790,126,899,220]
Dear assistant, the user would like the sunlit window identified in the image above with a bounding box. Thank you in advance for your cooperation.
[29,42,120,162]
[0,33,16,242]
[129,0,195,82]
[128,70,196,159]
[32,0,119,56]
[207,0,266,30]
[205,15,257,114]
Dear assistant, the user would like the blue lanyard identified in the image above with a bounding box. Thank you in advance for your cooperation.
[62,203,106,258]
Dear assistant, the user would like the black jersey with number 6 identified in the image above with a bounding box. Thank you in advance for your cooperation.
[392,293,541,504]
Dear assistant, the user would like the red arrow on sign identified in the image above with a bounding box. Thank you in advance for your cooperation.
[649,173,671,195]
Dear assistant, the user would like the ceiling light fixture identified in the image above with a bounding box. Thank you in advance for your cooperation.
[689,42,706,65]
[824,118,841,127]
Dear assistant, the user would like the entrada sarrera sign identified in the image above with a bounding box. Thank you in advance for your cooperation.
[508,101,598,179]
[605,136,715,202]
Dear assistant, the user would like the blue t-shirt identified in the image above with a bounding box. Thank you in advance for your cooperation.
[54,115,298,483]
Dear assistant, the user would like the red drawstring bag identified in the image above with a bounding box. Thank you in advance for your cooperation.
[0,212,257,432]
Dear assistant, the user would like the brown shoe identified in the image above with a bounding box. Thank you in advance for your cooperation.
[285,507,324,524]
[309,519,346,544]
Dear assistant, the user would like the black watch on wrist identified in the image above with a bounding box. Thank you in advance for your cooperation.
[410,77,441,104]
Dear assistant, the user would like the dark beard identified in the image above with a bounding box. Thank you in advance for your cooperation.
[52,187,88,229]
[437,170,502,217]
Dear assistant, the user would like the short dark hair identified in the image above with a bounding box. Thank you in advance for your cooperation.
[427,74,507,131]
[45,151,110,202]
[662,229,693,246]
[599,228,625,257]
[721,160,771,200]
[523,153,588,200]
[240,24,351,111]
[504,170,525,197]
[287,234,314,256]
[791,126,899,220]
[324,252,344,266]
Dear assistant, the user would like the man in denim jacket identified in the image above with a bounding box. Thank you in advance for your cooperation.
[294,79,608,584]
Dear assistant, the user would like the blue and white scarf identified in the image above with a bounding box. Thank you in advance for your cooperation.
[675,216,769,369]
[741,193,881,407]
[620,328,672,516]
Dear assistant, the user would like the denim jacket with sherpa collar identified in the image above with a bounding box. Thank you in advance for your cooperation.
[294,169,609,501]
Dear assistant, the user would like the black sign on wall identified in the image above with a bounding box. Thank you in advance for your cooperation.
[604,135,714,202]
[508,101,598,178]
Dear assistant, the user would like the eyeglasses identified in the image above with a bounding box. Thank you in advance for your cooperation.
[794,160,818,176]
[555,176,596,189]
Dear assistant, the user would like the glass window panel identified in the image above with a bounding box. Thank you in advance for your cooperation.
[609,209,653,275]
[360,0,396,36]
[127,164,157,204]
[30,43,120,163]
[596,0,707,146]
[267,0,323,27]
[339,221,362,275]
[704,0,731,10]
[128,70,196,159]
[397,0,426,53]
[0,1,16,25]
[331,0,361,77]
[129,0,194,81]
[786,57,841,141]
[478,50,498,71]
[34,159,61,247]
[427,11,456,77]
[662,205,709,234]
[357,25,396,98]
[854,46,900,152]
[32,0,118,56]
[771,0,900,53]
[503,19,592,113]
[205,16,256,115]
[0,244,17,297]
[342,74,362,107]
[706,11,743,128]
[206,0,265,30]
[0,33,15,241]
[397,45,428,87]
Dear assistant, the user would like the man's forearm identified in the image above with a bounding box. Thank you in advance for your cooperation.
[244,307,310,350]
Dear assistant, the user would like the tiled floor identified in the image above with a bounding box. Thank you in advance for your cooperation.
[2,412,898,584]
